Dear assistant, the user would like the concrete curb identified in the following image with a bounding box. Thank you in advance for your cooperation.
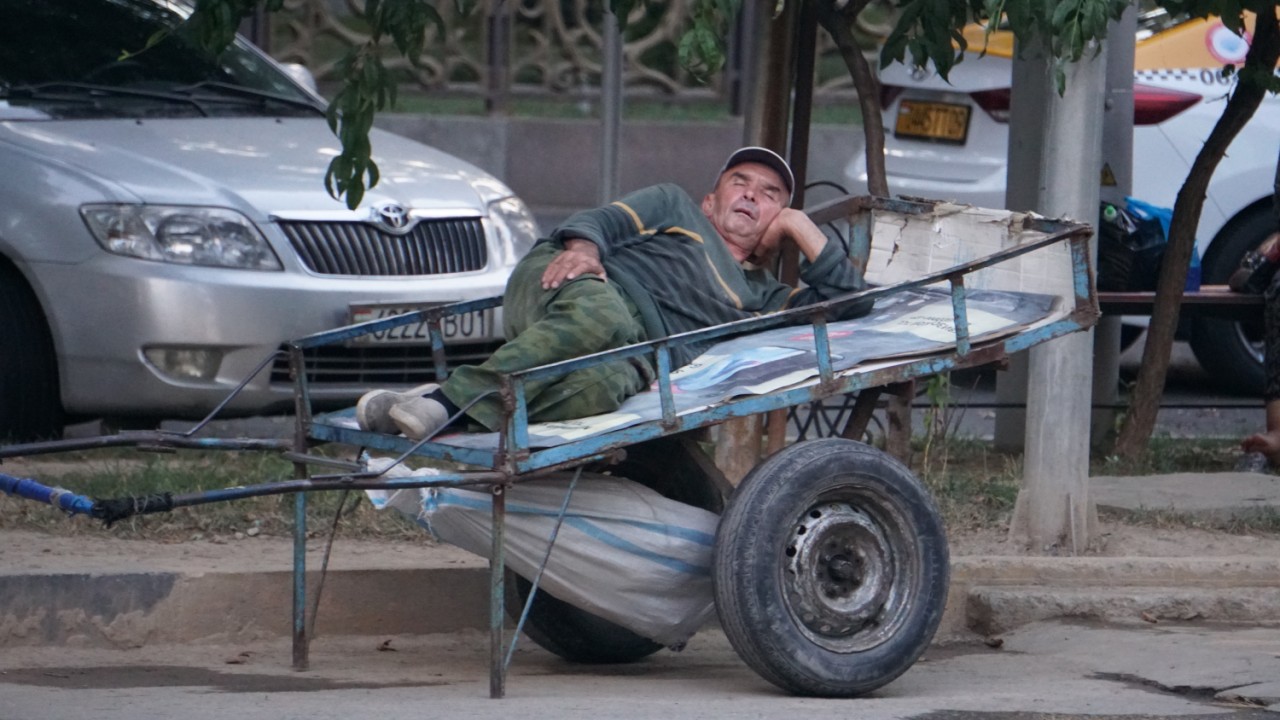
[5,555,1279,649]
[943,556,1280,638]
[0,567,488,648]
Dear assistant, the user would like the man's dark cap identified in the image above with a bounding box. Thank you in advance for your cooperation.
[717,146,795,205]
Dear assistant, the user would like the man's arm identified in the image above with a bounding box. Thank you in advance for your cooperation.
[754,208,830,265]
[541,184,690,289]
[541,237,606,289]
[761,209,871,319]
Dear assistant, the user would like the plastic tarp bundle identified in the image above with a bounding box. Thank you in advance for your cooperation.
[364,459,720,647]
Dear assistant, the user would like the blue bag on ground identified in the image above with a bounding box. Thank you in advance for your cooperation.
[1126,196,1201,290]
[364,458,719,647]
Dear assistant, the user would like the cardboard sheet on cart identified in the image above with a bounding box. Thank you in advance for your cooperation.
[327,203,1080,448]
[429,286,1065,448]
[436,203,1079,448]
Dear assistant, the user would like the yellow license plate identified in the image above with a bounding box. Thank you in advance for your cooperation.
[894,100,971,144]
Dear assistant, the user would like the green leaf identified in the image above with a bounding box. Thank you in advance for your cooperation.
[1049,0,1073,29]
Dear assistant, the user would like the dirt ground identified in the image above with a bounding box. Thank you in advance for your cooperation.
[3,517,1280,578]
[5,452,1280,574]
[949,521,1280,557]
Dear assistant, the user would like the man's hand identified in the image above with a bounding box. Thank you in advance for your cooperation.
[542,238,606,289]
[752,208,828,265]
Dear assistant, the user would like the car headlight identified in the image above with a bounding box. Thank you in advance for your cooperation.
[80,204,282,270]
[487,196,541,267]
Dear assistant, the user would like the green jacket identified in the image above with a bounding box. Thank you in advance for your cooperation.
[550,183,871,366]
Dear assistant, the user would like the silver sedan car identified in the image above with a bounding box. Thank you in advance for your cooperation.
[0,0,539,441]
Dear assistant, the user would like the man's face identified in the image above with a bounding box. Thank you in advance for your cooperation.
[701,161,788,253]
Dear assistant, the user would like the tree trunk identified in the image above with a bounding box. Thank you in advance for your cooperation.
[1114,11,1280,457]
[814,0,888,197]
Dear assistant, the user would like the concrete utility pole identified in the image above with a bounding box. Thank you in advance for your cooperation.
[1006,41,1106,553]
[1092,5,1138,448]
[995,12,1136,455]
[992,52,1050,452]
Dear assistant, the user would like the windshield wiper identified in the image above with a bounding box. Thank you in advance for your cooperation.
[173,82,324,115]
[3,82,212,114]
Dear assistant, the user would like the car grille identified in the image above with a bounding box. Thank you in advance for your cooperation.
[278,218,488,276]
[270,341,503,386]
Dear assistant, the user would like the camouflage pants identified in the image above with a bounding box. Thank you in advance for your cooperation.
[441,242,654,431]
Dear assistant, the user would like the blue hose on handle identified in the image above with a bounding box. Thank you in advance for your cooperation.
[1,473,97,517]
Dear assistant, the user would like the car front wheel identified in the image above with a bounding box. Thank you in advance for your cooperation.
[1190,207,1273,396]
[0,263,64,442]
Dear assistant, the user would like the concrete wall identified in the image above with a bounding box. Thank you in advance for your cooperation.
[375,114,867,222]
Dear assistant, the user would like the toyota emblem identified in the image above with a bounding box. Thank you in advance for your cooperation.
[373,203,412,233]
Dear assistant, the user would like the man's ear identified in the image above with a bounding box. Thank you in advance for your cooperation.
[700,194,713,216]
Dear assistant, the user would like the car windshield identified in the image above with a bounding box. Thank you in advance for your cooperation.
[0,0,323,120]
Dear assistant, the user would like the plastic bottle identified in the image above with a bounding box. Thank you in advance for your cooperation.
[1102,204,1118,224]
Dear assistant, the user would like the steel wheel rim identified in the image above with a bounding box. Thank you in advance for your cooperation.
[1231,319,1265,365]
[780,484,916,653]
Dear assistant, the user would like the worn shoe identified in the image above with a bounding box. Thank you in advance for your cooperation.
[355,383,439,434]
[388,395,452,440]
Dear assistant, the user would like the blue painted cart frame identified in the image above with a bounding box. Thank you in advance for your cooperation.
[0,195,1097,697]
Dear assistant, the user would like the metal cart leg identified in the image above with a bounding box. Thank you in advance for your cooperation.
[839,387,884,442]
[288,344,311,671]
[886,381,915,462]
[292,491,308,670]
[489,484,507,698]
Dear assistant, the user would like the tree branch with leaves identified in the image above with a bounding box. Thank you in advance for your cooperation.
[1115,2,1280,456]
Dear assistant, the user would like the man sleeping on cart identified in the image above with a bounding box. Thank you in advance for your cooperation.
[353,146,874,440]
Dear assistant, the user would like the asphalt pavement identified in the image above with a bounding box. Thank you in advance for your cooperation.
[0,620,1277,718]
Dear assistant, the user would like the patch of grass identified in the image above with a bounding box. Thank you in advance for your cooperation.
[904,433,1269,535]
[1091,436,1241,475]
[915,437,1023,532]
[1099,506,1280,535]
[0,449,431,543]
[3,433,1273,543]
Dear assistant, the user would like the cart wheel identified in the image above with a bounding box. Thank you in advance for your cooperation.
[713,438,949,697]
[505,573,662,663]
[506,434,723,664]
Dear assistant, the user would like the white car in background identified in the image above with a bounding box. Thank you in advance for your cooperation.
[845,12,1280,394]
[0,0,539,441]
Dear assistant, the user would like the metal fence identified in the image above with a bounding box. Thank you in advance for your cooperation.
[259,0,861,110]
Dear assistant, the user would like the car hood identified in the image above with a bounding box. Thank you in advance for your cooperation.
[0,117,497,215]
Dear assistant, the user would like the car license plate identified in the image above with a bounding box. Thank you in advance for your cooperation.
[894,100,971,144]
[349,305,493,345]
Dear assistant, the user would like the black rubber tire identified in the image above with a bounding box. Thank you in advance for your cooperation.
[713,438,949,697]
[505,573,664,664]
[1190,207,1273,395]
[505,434,724,664]
[0,263,63,442]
